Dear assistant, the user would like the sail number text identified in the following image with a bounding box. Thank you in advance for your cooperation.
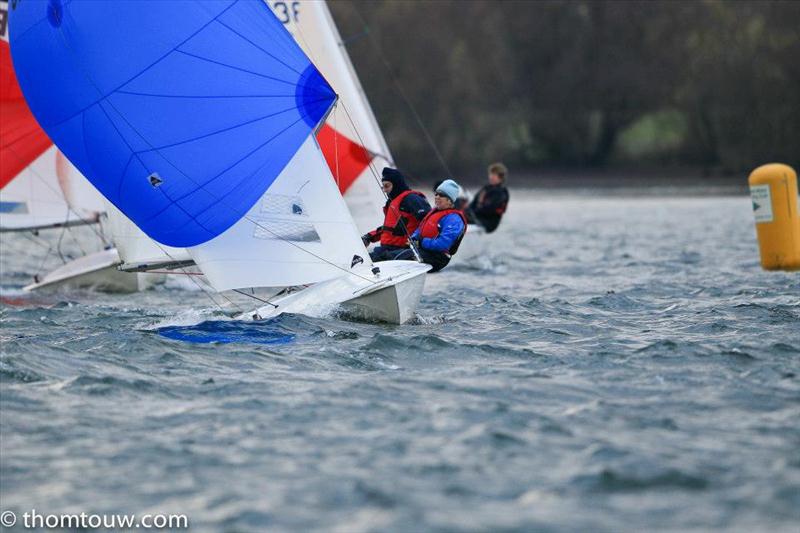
[270,1,300,24]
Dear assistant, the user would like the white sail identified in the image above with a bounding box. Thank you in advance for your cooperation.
[189,135,371,292]
[268,0,392,233]
[56,150,106,215]
[103,202,193,270]
[0,146,104,231]
[1,23,103,231]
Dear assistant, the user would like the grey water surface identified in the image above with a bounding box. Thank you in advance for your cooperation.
[1,191,798,532]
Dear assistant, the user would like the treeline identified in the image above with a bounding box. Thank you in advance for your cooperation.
[329,0,800,179]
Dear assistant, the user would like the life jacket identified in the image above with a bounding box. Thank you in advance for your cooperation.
[418,208,468,255]
[380,189,426,247]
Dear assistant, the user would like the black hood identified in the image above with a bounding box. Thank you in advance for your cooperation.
[382,167,410,199]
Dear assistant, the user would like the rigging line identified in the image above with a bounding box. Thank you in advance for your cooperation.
[338,100,423,262]
[129,225,243,313]
[178,253,243,310]
[96,213,110,246]
[54,213,69,264]
[333,104,341,189]
[65,224,87,257]
[2,143,108,244]
[348,3,453,178]
[338,100,385,192]
[20,231,56,280]
[238,215,379,284]
[19,231,53,252]
[192,274,241,314]
[103,204,237,313]
[338,99,420,260]
[231,289,278,308]
[32,242,55,280]
[50,12,379,289]
[191,273,242,312]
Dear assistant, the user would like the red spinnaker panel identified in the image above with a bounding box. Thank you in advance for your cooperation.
[0,40,52,189]
[316,123,373,194]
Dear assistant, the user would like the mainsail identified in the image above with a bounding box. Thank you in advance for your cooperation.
[268,0,394,233]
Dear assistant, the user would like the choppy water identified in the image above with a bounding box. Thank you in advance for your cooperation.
[1,192,798,532]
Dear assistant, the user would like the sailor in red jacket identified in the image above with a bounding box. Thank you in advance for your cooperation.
[362,167,431,262]
[394,179,467,272]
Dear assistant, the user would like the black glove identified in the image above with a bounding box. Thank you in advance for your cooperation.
[361,234,371,247]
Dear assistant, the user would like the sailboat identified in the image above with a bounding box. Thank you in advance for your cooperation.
[9,0,428,324]
[0,27,160,293]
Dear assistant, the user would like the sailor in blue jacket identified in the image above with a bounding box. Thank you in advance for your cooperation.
[396,179,467,272]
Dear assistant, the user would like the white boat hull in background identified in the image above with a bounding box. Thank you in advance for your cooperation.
[238,260,430,325]
[23,248,163,293]
[447,224,488,266]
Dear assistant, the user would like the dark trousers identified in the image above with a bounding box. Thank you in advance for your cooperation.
[465,208,500,233]
[392,248,451,273]
[369,245,407,263]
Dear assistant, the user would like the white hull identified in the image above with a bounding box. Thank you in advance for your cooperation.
[23,248,163,293]
[237,260,430,325]
[448,224,488,266]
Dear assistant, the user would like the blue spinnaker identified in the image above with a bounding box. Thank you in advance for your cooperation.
[9,0,336,247]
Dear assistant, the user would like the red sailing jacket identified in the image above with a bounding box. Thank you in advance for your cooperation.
[418,208,468,255]
[367,189,427,247]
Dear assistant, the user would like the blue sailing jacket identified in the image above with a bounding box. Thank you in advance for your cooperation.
[412,213,466,252]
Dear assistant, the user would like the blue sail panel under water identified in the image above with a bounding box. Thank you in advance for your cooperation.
[9,0,336,247]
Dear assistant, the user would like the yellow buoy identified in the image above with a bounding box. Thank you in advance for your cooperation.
[748,163,800,271]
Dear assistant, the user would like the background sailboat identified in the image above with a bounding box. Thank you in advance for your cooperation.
[1,30,160,292]
[9,0,428,323]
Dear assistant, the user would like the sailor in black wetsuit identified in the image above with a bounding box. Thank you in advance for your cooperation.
[466,162,510,233]
[362,168,431,262]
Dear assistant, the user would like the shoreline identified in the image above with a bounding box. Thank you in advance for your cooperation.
[412,168,752,197]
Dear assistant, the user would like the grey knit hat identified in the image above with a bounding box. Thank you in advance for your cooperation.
[435,179,460,204]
